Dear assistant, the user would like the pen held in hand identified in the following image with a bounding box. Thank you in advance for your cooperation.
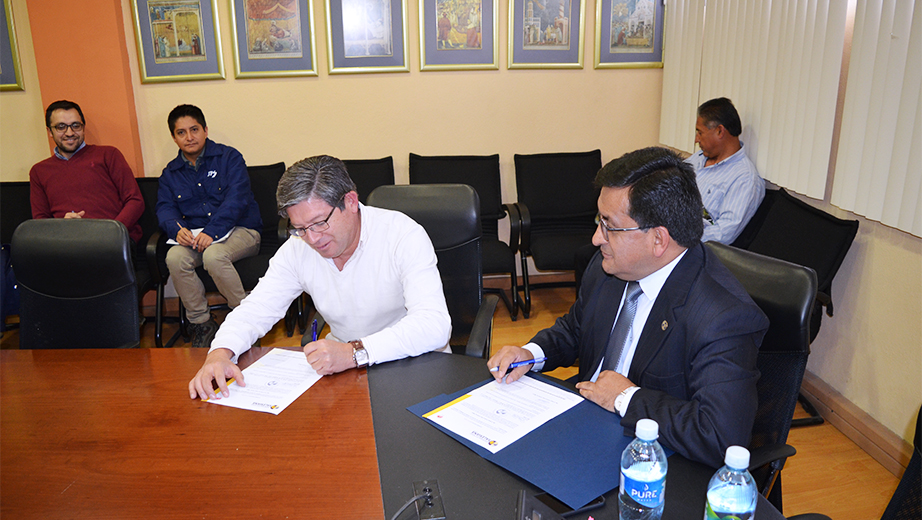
[489,357,546,373]
[311,319,318,342]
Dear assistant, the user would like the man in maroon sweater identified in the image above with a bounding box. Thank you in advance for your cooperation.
[29,100,144,244]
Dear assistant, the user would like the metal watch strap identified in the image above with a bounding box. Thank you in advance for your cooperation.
[349,340,368,369]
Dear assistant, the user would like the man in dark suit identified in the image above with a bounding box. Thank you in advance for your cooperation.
[488,147,768,468]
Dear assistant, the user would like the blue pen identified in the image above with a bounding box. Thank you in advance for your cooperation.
[311,319,318,342]
[489,357,546,373]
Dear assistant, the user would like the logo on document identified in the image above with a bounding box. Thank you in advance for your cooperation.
[470,430,499,447]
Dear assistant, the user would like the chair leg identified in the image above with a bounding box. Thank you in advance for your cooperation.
[298,294,308,334]
[164,301,189,348]
[154,285,165,348]
[791,393,825,427]
[518,254,531,319]
[284,299,297,337]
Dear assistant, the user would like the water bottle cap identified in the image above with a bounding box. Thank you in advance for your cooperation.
[635,418,659,441]
[724,445,750,469]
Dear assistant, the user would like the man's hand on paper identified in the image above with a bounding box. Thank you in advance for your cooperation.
[191,232,213,252]
[64,210,85,219]
[487,346,534,384]
[189,348,245,400]
[575,370,633,413]
[175,225,195,247]
[303,339,354,375]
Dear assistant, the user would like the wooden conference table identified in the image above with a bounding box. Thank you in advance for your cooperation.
[1,348,787,520]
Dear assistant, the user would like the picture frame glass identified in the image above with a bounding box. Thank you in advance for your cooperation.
[420,0,496,69]
[326,0,408,72]
[509,0,583,67]
[232,0,317,77]
[596,0,663,67]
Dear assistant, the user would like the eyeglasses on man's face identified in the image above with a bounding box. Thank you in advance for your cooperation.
[50,122,85,134]
[288,196,345,237]
[595,213,647,241]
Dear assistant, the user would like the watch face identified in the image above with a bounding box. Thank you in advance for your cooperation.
[355,347,369,365]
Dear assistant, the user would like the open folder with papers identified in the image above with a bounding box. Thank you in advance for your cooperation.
[409,373,656,510]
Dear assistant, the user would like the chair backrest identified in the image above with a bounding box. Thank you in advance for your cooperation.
[706,242,817,461]
[12,219,139,349]
[408,153,504,235]
[366,184,482,353]
[344,157,395,204]
[134,177,161,269]
[741,188,858,341]
[744,188,857,297]
[246,162,286,251]
[513,150,601,223]
[1,181,32,245]
[730,188,779,249]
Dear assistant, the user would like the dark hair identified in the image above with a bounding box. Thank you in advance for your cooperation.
[594,147,704,248]
[45,100,85,128]
[276,155,357,217]
[168,104,207,135]
[697,97,742,137]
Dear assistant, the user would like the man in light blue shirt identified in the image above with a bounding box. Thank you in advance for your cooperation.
[685,97,765,244]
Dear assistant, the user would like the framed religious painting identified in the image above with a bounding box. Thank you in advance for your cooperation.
[507,0,585,69]
[230,0,318,78]
[131,0,225,83]
[418,0,498,71]
[325,0,409,74]
[0,0,24,91]
[594,0,664,68]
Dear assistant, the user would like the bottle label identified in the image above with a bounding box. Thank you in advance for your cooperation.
[704,500,754,520]
[620,473,665,508]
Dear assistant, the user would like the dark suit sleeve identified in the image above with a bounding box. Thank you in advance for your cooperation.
[622,302,765,468]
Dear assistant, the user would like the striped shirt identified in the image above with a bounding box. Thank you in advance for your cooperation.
[685,144,764,244]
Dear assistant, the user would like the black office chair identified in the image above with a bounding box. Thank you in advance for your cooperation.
[153,162,291,347]
[0,180,32,332]
[736,188,859,427]
[366,184,499,358]
[706,242,817,513]
[344,157,395,204]
[135,177,176,347]
[513,150,602,318]
[408,153,522,321]
[12,219,140,349]
[881,403,922,520]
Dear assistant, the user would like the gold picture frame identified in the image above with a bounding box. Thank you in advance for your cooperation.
[507,0,585,69]
[0,0,24,91]
[418,0,498,71]
[593,0,664,69]
[230,0,319,78]
[131,0,226,83]
[325,0,410,74]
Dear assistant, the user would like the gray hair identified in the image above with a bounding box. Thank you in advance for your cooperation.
[276,155,357,217]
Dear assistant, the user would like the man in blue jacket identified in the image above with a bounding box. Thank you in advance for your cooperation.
[156,105,262,348]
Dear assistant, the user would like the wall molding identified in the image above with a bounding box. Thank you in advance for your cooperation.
[801,371,914,478]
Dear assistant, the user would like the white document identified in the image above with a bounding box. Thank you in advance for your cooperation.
[423,376,583,454]
[203,348,322,415]
[167,228,233,245]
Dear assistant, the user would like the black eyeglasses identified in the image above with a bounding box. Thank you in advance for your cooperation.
[288,196,345,237]
[50,122,84,133]
[595,214,647,241]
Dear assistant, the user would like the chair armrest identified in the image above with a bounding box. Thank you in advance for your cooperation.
[513,202,531,253]
[503,203,522,255]
[816,290,833,317]
[278,217,290,244]
[466,294,500,359]
[145,230,171,284]
[749,442,797,472]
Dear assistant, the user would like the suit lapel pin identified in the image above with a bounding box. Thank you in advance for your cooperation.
[661,320,668,331]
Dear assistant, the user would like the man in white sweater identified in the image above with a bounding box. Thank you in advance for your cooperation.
[189,155,451,400]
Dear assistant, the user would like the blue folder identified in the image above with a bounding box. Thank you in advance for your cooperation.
[409,374,652,510]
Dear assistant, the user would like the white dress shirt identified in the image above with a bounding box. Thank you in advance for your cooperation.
[210,203,452,364]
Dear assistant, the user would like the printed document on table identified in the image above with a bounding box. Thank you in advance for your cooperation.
[203,348,321,415]
[423,376,583,453]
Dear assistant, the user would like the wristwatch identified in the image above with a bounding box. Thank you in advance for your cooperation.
[614,386,638,416]
[350,340,369,369]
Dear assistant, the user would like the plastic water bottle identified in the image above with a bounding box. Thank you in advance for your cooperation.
[619,418,667,520]
[704,446,758,520]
